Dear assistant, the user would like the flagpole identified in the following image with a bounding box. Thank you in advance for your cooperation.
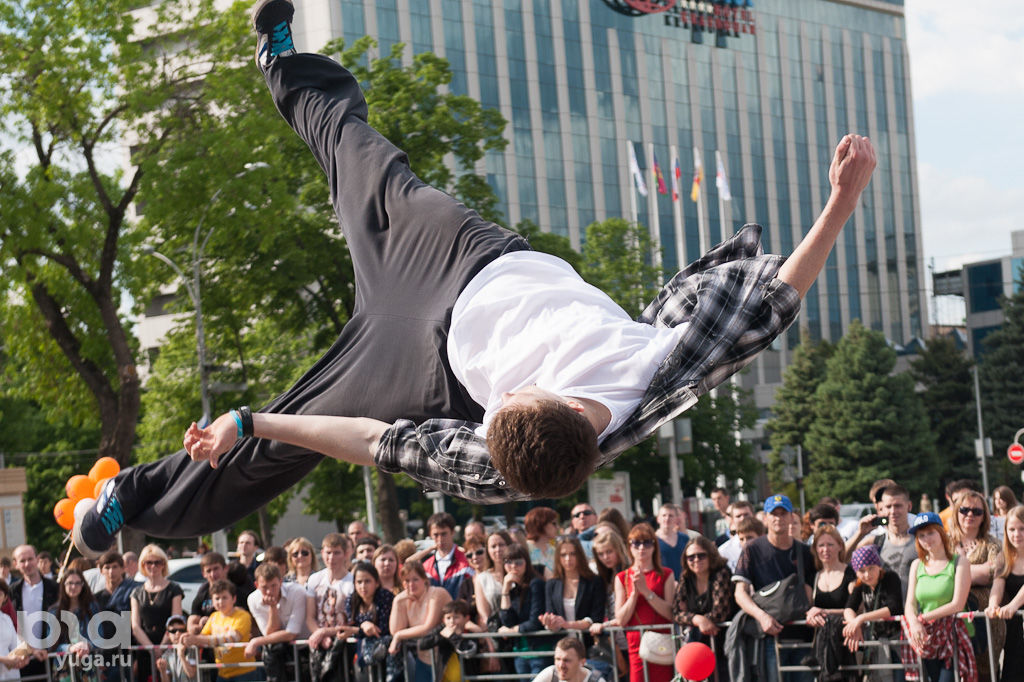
[647,143,663,276]
[670,145,685,269]
[627,140,638,228]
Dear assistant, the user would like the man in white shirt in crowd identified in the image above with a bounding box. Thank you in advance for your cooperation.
[532,637,607,682]
[246,563,308,682]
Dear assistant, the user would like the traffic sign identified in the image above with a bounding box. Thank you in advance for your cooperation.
[1009,443,1024,465]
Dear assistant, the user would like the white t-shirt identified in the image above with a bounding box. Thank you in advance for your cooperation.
[305,569,353,629]
[247,581,308,638]
[0,613,22,681]
[448,251,683,440]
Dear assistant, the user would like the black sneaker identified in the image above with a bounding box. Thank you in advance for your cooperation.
[72,478,129,559]
[251,0,296,69]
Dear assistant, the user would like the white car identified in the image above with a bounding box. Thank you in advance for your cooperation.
[84,557,205,614]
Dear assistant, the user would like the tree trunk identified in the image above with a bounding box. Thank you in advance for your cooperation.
[257,505,273,547]
[376,472,405,543]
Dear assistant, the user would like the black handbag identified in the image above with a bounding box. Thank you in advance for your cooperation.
[751,543,810,624]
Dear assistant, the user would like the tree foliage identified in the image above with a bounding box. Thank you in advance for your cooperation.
[580,218,664,318]
[804,321,935,501]
[979,281,1024,490]
[766,336,834,489]
[908,335,977,485]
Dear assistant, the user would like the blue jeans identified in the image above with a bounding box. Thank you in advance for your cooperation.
[763,637,814,682]
[513,656,548,676]
[922,659,953,682]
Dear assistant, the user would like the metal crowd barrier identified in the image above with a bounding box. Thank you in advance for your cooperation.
[16,610,1014,682]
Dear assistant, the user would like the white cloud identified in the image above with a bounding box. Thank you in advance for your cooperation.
[905,0,1024,98]
[917,161,1023,272]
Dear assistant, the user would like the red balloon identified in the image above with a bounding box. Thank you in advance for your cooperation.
[675,642,715,681]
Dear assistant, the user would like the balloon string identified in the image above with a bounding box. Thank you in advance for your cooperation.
[57,532,73,582]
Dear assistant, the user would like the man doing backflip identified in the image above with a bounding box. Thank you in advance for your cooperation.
[73,0,876,557]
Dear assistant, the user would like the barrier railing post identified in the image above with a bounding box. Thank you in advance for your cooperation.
[984,613,997,682]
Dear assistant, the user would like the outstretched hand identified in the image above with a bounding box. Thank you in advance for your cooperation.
[183,412,238,468]
[828,134,876,206]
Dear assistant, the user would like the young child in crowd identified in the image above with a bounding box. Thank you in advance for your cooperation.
[182,580,257,681]
[419,600,485,682]
[157,614,197,682]
[735,517,765,549]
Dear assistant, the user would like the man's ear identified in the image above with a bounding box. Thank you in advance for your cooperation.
[565,399,586,414]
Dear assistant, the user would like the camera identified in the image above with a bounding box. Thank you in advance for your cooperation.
[870,516,889,527]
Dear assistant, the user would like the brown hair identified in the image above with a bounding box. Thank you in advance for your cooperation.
[254,562,283,582]
[626,523,663,574]
[597,508,631,540]
[209,579,236,597]
[680,536,726,579]
[200,552,227,569]
[811,525,847,570]
[524,507,559,541]
[592,530,630,587]
[442,599,473,617]
[553,537,596,582]
[555,636,586,658]
[322,532,351,551]
[736,517,765,536]
[400,559,428,582]
[394,539,418,564]
[1002,506,1024,578]
[97,551,124,569]
[484,531,514,572]
[995,486,1019,513]
[487,401,599,498]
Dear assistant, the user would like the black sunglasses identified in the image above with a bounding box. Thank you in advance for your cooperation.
[630,540,655,549]
[573,510,595,518]
[468,549,486,558]
[958,506,985,517]
[167,627,186,634]
[290,549,311,558]
[685,553,708,562]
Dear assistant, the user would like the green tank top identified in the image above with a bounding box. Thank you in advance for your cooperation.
[915,554,957,614]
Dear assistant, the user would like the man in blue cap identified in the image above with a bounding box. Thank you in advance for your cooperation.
[732,494,814,682]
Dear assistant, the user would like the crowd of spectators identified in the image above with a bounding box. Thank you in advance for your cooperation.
[1,478,1021,682]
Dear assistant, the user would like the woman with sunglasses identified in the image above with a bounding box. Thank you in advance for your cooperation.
[475,531,513,627]
[904,512,973,682]
[131,544,184,681]
[285,537,319,586]
[497,544,547,675]
[616,523,676,682]
[458,537,488,623]
[373,544,401,595]
[672,536,733,673]
[950,489,1004,678]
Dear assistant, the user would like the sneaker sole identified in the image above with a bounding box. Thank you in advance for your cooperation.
[251,0,294,31]
[71,517,103,560]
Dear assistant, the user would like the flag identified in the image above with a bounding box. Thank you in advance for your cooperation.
[715,150,732,201]
[671,154,682,202]
[628,142,648,197]
[652,151,668,195]
[690,147,704,202]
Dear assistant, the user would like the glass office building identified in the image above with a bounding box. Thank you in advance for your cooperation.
[295,0,926,407]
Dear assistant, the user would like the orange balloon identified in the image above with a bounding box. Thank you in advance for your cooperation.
[93,477,110,499]
[66,475,94,502]
[88,457,120,482]
[54,498,75,530]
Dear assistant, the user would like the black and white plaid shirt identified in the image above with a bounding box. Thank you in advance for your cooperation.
[374,224,801,503]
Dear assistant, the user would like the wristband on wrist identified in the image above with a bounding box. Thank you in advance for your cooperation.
[239,405,254,438]
[230,410,244,439]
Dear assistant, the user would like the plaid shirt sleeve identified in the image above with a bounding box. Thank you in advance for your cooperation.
[374,418,530,504]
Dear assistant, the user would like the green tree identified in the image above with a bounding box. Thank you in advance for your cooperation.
[686,382,760,493]
[979,281,1024,489]
[137,27,511,542]
[512,220,582,273]
[908,335,977,484]
[766,336,834,489]
[804,320,935,501]
[580,218,664,318]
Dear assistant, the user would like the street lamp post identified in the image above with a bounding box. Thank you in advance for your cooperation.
[146,163,267,554]
[146,163,267,426]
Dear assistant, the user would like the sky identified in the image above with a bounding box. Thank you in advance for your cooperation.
[904,0,1024,324]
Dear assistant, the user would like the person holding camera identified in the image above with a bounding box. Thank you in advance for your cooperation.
[847,485,916,602]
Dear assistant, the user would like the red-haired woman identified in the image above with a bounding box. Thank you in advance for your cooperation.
[615,523,676,682]
[904,512,974,682]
